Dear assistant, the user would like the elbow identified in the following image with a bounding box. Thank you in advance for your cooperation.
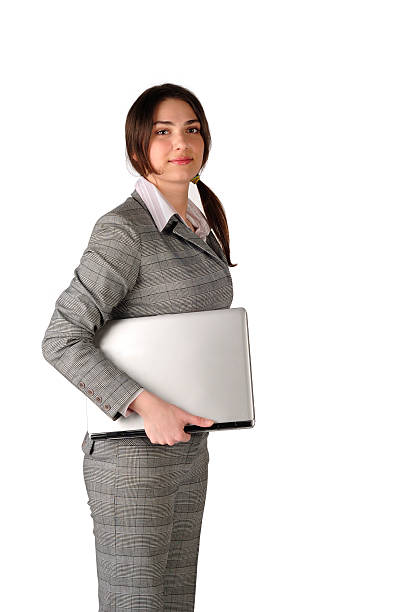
[41,331,69,366]
[41,334,55,365]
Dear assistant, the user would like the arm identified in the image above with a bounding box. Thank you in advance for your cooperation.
[121,387,145,417]
[41,215,144,420]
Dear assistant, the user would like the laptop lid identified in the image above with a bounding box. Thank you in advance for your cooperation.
[86,307,255,439]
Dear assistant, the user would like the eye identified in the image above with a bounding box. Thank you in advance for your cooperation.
[154,127,201,135]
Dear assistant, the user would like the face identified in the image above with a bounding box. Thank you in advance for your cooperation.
[139,98,204,185]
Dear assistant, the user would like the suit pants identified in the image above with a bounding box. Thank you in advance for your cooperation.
[81,430,210,612]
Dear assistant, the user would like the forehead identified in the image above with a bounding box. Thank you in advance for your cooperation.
[153,98,199,123]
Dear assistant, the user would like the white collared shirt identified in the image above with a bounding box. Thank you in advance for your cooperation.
[134,175,211,241]
[122,176,211,416]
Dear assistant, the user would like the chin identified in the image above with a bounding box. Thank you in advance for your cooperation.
[168,168,197,178]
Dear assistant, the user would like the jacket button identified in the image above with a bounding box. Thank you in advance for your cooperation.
[79,382,85,389]
[96,396,102,403]
[87,389,94,395]
[104,404,111,411]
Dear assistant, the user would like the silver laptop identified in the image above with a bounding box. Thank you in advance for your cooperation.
[86,307,255,440]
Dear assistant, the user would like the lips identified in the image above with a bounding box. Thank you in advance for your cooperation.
[170,158,192,165]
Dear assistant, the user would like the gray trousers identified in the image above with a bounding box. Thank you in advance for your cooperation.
[81,431,210,611]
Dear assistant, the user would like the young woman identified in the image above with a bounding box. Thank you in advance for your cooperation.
[42,82,237,611]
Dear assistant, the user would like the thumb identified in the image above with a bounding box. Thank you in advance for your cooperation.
[192,415,214,427]
[186,413,214,426]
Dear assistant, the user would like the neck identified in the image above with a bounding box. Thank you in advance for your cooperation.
[146,175,189,220]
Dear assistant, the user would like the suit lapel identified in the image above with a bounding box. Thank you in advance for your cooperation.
[206,230,229,265]
[131,189,229,269]
[172,222,229,269]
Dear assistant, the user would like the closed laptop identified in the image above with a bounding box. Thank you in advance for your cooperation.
[86,307,255,439]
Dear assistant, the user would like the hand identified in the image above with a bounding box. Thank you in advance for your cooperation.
[127,390,214,445]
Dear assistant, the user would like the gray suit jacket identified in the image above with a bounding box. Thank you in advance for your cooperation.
[42,187,234,424]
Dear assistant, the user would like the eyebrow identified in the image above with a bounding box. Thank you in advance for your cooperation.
[152,119,200,126]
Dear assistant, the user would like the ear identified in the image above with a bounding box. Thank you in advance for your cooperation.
[132,153,138,162]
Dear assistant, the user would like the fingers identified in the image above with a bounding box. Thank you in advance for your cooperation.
[144,428,191,445]
[194,416,214,427]
[149,432,193,445]
[181,411,214,428]
[143,407,214,446]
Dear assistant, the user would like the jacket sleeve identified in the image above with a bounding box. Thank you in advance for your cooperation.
[41,215,144,421]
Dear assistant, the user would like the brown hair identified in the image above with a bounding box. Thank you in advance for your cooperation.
[125,83,237,267]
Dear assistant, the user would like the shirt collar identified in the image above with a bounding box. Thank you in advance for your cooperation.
[131,176,211,241]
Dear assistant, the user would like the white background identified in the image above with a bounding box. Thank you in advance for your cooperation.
[1,1,405,610]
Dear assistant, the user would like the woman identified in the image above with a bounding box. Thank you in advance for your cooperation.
[42,82,236,611]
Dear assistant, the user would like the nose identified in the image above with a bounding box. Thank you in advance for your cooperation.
[172,131,190,149]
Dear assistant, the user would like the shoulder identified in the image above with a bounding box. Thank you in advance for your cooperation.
[89,192,154,245]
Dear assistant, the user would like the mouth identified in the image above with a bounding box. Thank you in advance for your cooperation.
[169,158,193,165]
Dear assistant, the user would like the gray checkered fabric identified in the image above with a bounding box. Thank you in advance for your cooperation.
[42,187,233,421]
[83,431,210,611]
[42,187,233,610]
